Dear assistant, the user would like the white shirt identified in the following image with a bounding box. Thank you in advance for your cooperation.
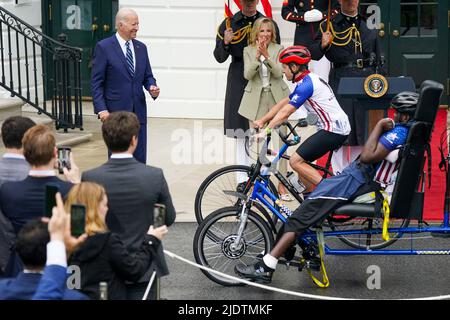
[259,56,270,88]
[29,169,56,176]
[115,33,136,71]
[110,153,133,159]
[3,153,25,160]
[46,240,67,268]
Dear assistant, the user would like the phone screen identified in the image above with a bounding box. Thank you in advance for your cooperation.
[44,185,59,218]
[71,204,86,237]
[153,204,166,228]
[57,147,71,174]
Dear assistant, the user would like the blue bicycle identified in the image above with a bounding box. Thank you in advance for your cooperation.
[193,81,449,287]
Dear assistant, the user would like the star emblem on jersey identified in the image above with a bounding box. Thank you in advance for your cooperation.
[386,132,398,144]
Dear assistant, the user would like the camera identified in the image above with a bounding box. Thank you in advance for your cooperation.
[153,204,166,228]
[57,147,71,174]
[44,185,59,218]
[71,204,86,237]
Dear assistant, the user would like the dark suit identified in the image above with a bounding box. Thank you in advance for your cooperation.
[0,176,72,234]
[82,157,176,299]
[91,35,157,163]
[0,270,88,300]
[0,156,29,276]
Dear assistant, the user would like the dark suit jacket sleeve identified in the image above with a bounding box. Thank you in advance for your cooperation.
[157,170,176,226]
[32,265,67,300]
[214,19,231,64]
[142,45,157,99]
[107,233,160,282]
[281,0,306,24]
[91,43,108,114]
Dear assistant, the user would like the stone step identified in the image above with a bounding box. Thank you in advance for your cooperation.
[22,101,96,116]
[0,97,25,122]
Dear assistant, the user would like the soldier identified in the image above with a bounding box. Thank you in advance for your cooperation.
[308,0,384,172]
[214,0,280,178]
[281,0,340,81]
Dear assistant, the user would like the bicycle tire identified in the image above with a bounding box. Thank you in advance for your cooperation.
[193,206,274,286]
[194,165,278,224]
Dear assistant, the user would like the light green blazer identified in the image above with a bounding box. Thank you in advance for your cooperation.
[238,43,290,121]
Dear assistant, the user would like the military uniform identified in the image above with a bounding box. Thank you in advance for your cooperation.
[214,12,280,137]
[308,12,385,146]
[281,0,340,47]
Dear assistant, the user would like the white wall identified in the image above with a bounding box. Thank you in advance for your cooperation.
[121,0,296,119]
[0,0,43,101]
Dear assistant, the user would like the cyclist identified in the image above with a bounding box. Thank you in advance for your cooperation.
[236,91,419,283]
[253,45,350,194]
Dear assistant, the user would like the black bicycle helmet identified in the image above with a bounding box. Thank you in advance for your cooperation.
[390,91,419,115]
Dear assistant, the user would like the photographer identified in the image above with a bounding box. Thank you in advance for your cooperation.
[66,182,167,300]
[0,125,80,277]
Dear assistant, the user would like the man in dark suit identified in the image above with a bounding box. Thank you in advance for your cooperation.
[91,8,160,164]
[82,111,176,300]
[0,116,35,277]
[0,125,80,277]
[0,220,88,300]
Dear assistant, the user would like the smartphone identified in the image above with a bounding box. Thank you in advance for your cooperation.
[57,147,71,174]
[153,204,166,228]
[44,185,59,218]
[71,204,86,237]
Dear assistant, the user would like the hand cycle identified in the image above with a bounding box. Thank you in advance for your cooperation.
[192,126,450,288]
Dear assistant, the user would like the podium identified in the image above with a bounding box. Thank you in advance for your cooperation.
[337,76,416,142]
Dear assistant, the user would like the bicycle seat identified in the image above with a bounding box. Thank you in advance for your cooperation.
[333,203,383,218]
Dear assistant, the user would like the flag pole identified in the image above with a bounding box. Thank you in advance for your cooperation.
[326,0,332,32]
[226,0,231,29]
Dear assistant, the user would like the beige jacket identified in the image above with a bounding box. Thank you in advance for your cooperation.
[238,43,290,121]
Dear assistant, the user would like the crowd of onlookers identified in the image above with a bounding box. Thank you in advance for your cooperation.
[0,112,176,300]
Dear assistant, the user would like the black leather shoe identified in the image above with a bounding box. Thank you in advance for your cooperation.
[234,262,273,284]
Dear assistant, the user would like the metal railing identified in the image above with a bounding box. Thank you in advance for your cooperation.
[0,6,83,131]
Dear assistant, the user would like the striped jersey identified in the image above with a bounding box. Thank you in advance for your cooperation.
[374,124,409,185]
[288,72,351,136]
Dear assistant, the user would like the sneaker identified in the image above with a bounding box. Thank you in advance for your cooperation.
[234,261,274,284]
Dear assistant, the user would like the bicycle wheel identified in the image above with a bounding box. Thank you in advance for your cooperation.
[194,165,278,224]
[193,206,274,286]
[327,217,410,250]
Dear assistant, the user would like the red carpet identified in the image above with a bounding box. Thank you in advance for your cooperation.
[317,109,447,221]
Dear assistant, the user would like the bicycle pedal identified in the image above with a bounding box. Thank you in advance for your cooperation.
[305,258,321,272]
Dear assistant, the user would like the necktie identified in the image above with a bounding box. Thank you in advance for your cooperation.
[125,41,135,77]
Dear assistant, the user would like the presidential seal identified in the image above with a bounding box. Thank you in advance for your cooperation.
[364,74,388,98]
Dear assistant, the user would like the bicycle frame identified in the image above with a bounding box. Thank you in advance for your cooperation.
[248,174,450,256]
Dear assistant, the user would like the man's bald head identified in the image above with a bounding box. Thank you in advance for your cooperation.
[115,8,138,27]
[115,8,139,40]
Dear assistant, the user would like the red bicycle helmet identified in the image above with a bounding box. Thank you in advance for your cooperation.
[279,46,311,66]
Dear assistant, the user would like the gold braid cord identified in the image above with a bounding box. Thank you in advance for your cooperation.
[320,21,363,54]
[217,24,253,45]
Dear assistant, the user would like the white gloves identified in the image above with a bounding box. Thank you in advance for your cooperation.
[304,9,324,23]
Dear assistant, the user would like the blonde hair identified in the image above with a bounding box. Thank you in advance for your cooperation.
[249,17,276,46]
[65,182,108,236]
